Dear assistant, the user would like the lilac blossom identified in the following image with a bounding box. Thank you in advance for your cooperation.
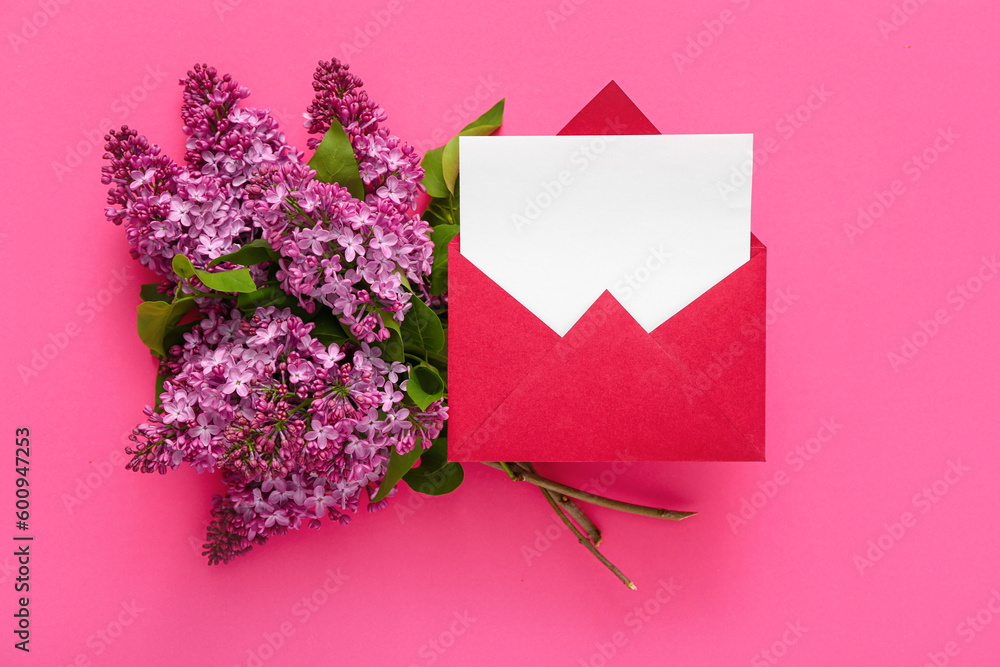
[107,60,449,565]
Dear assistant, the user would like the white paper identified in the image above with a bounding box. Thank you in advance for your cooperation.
[459,134,753,336]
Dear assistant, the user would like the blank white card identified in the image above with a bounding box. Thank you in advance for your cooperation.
[459,134,753,336]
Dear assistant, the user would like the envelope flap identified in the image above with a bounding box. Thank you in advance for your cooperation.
[559,81,660,136]
[448,234,561,455]
[450,288,757,461]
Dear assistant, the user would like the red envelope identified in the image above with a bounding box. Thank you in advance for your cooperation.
[448,81,766,462]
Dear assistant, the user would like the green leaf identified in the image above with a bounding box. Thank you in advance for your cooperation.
[403,461,464,496]
[307,309,351,347]
[153,372,167,411]
[375,313,404,363]
[140,283,171,303]
[406,363,444,410]
[193,266,257,293]
[428,224,459,296]
[395,269,413,293]
[371,442,424,503]
[208,239,278,267]
[441,98,505,193]
[420,146,450,199]
[308,118,366,200]
[172,254,196,280]
[162,320,198,354]
[379,328,405,363]
[137,298,195,356]
[422,205,449,227]
[461,97,506,133]
[237,285,296,311]
[416,433,449,474]
[400,297,445,354]
[173,253,257,293]
[430,224,459,260]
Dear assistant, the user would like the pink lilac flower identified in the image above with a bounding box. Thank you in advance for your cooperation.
[110,61,448,565]
[125,305,446,564]
[102,64,300,278]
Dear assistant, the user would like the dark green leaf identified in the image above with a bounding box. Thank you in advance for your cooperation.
[430,265,448,296]
[308,118,366,200]
[153,372,167,410]
[237,285,296,311]
[194,266,257,293]
[420,146,450,199]
[422,205,450,227]
[163,320,198,352]
[208,239,278,268]
[371,442,424,503]
[308,309,352,347]
[441,98,505,193]
[378,327,405,363]
[428,224,458,296]
[400,297,445,354]
[416,433,449,474]
[406,363,444,410]
[403,461,464,496]
[140,283,171,302]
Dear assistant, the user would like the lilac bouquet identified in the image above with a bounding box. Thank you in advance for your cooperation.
[103,60,691,587]
[102,60,458,564]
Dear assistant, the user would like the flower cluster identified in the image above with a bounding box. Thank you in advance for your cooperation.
[107,59,446,563]
[247,58,432,343]
[102,64,298,276]
[127,306,444,563]
[248,159,434,343]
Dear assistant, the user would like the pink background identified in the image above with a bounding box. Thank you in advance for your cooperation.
[2,0,999,665]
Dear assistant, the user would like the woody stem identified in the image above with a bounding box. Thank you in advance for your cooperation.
[537,485,636,589]
[518,462,601,544]
[483,462,696,521]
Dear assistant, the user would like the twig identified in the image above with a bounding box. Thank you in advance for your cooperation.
[553,493,602,545]
[537,486,636,590]
[483,462,695,521]
[517,463,601,545]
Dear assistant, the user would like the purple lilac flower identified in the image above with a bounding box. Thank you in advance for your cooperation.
[126,305,446,563]
[109,61,447,565]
